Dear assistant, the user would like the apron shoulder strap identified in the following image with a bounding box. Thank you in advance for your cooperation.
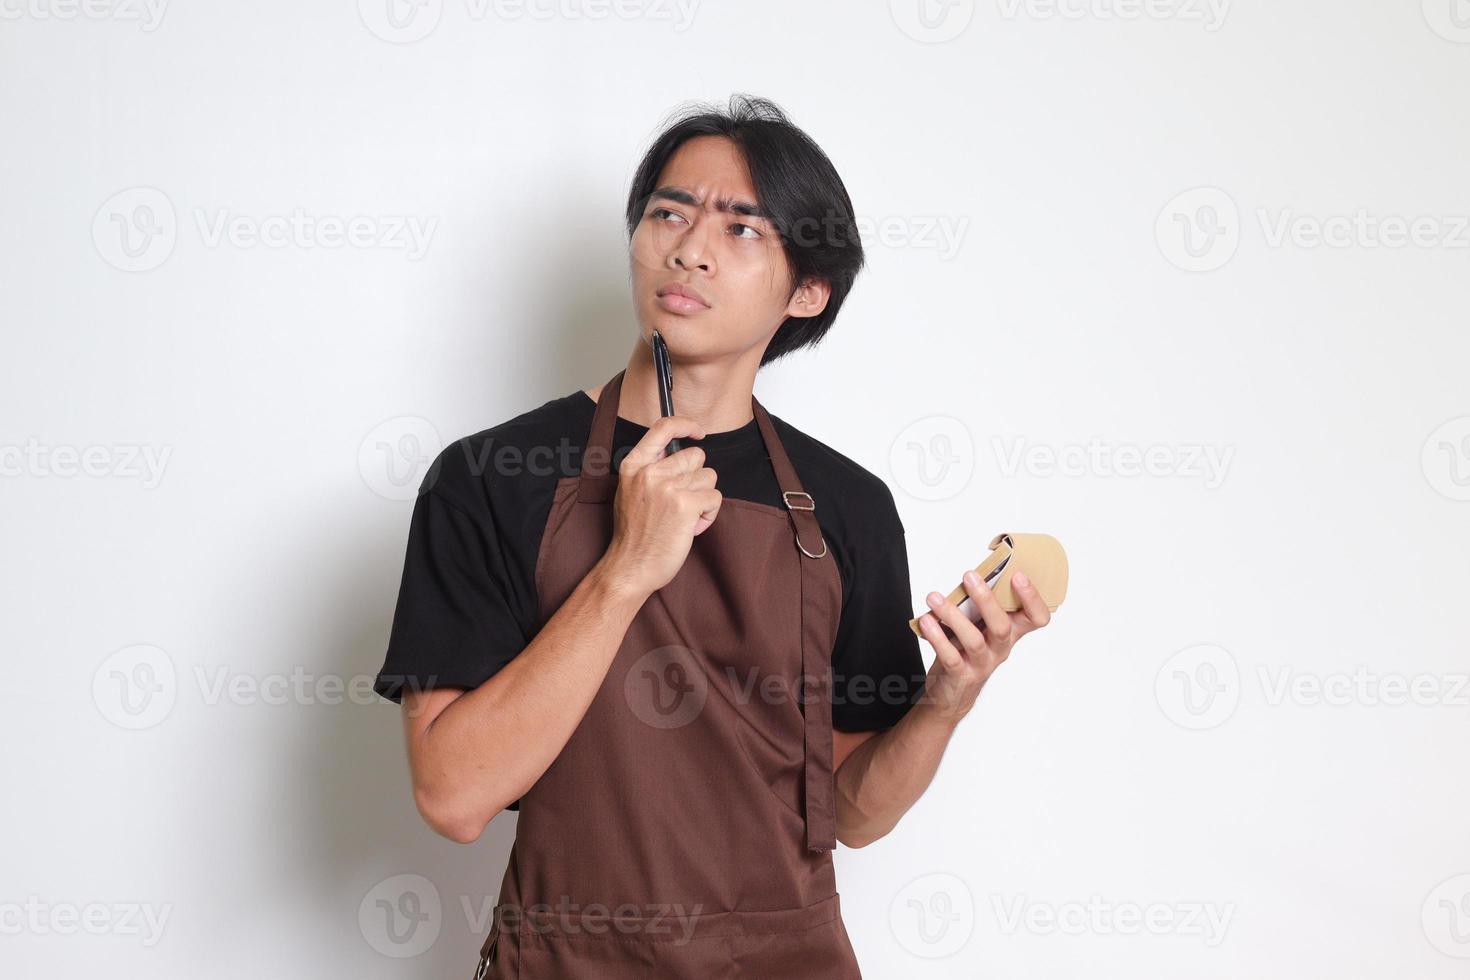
[577,369,625,504]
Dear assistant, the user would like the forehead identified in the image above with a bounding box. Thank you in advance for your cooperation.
[654,135,758,203]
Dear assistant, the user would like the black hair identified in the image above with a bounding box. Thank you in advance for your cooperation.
[624,94,865,367]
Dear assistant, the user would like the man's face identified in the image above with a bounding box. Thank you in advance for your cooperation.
[628,135,828,363]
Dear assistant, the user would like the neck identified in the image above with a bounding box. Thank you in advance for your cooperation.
[611,342,759,434]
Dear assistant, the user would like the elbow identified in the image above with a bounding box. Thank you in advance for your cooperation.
[413,784,490,845]
[434,815,486,846]
[837,816,897,850]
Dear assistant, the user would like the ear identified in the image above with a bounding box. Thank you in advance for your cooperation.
[783,276,831,320]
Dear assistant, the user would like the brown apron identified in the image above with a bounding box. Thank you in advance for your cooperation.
[473,369,863,979]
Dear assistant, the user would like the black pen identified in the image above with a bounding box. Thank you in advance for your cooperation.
[651,330,685,455]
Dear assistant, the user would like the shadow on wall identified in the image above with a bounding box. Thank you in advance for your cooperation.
[291,502,519,975]
[297,241,638,974]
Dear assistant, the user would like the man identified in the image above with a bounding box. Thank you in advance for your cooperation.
[374,95,1054,978]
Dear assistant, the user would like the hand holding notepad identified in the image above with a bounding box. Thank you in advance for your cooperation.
[909,532,1069,636]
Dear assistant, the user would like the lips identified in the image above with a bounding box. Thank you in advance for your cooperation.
[656,282,710,309]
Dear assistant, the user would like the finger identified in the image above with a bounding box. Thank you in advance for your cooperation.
[962,571,1013,645]
[620,416,706,475]
[926,589,985,656]
[652,444,711,481]
[680,466,718,492]
[916,610,965,672]
[692,487,722,524]
[687,488,722,536]
[1009,572,1052,634]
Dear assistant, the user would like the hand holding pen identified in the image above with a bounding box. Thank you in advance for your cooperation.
[600,330,720,595]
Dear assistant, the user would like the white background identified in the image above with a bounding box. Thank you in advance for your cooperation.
[3,1,1469,977]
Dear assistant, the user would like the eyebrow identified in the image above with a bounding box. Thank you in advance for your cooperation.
[648,186,769,221]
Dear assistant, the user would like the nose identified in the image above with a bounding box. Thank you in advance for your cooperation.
[668,219,713,274]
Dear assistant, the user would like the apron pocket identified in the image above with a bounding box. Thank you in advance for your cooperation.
[514,906,735,980]
[724,906,862,980]
[510,894,855,980]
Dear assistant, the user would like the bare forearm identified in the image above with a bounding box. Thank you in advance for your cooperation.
[410,554,648,834]
[834,699,959,848]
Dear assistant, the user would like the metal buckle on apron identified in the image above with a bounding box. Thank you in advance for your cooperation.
[782,490,815,511]
[782,491,828,559]
[472,919,498,980]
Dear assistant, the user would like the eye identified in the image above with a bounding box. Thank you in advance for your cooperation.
[730,222,762,240]
[650,207,686,225]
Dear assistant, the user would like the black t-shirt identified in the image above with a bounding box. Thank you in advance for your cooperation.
[374,387,928,739]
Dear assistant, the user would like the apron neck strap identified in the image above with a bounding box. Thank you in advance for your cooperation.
[577,369,626,503]
[754,397,837,852]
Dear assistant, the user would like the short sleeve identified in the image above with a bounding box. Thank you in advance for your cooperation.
[373,451,529,706]
[829,493,928,732]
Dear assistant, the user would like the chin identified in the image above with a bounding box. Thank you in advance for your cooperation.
[645,310,686,336]
[644,316,710,355]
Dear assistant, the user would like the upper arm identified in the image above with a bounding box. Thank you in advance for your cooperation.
[374,438,530,705]
[833,727,882,772]
[374,438,534,812]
